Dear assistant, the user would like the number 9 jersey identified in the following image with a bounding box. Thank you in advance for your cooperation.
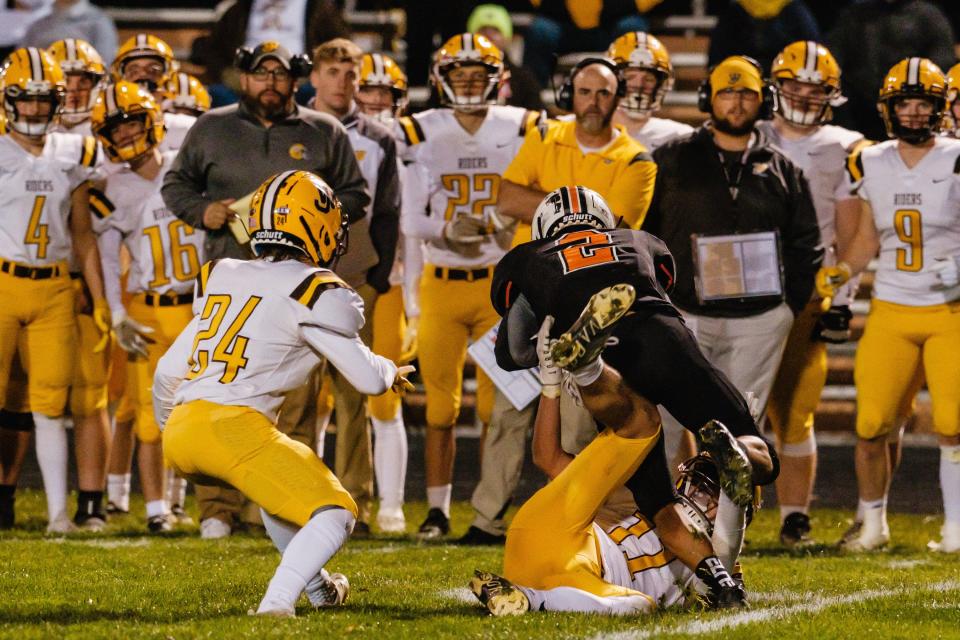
[850,136,960,305]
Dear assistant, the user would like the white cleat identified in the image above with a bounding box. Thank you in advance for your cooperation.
[840,530,889,552]
[46,513,77,535]
[200,518,231,539]
[77,516,107,533]
[307,572,350,609]
[250,602,296,618]
[376,507,406,533]
[927,523,960,553]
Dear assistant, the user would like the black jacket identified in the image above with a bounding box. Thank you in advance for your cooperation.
[643,126,822,317]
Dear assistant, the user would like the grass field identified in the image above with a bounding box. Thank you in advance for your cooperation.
[1,491,958,639]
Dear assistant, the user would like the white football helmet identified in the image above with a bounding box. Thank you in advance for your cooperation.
[532,185,617,240]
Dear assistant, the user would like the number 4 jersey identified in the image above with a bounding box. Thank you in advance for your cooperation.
[850,137,960,305]
[0,132,100,265]
[491,228,680,345]
[90,151,204,297]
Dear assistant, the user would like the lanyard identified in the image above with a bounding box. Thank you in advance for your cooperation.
[717,148,750,201]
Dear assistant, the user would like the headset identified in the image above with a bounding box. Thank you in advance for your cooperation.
[234,46,313,79]
[697,55,774,120]
[554,56,626,112]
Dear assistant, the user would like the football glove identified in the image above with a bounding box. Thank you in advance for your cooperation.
[391,364,416,395]
[931,255,960,289]
[92,299,112,353]
[401,315,419,361]
[536,316,561,398]
[113,311,156,358]
[443,213,485,245]
[814,263,851,299]
[813,305,852,344]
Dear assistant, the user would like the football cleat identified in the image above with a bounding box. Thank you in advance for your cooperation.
[105,500,129,516]
[46,513,78,534]
[200,518,232,539]
[838,520,862,546]
[839,530,889,553]
[780,512,814,548]
[551,284,636,371]
[306,572,350,608]
[147,514,173,534]
[376,507,406,534]
[457,526,506,546]
[170,504,194,526]
[927,523,960,553]
[698,420,754,509]
[470,570,530,616]
[417,508,450,540]
[251,602,296,618]
[76,515,107,533]
[710,583,748,610]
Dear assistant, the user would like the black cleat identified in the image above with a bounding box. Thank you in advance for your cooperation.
[147,514,173,534]
[0,498,13,530]
[105,501,129,516]
[698,420,754,509]
[470,570,530,616]
[417,508,450,540]
[780,512,814,548]
[711,583,748,609]
[457,526,506,546]
[551,284,636,371]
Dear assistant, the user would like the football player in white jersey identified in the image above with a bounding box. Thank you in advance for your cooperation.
[758,41,865,547]
[47,38,106,137]
[154,170,412,616]
[398,33,541,539]
[828,58,960,553]
[90,81,205,532]
[0,48,110,532]
[470,319,753,616]
[606,32,693,151]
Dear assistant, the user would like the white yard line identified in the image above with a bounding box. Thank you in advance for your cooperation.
[593,580,960,640]
[439,587,476,604]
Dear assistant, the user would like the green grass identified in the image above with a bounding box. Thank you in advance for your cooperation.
[1,491,958,639]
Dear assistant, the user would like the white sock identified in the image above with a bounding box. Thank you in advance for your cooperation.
[107,473,131,511]
[166,469,188,507]
[372,410,407,511]
[261,508,298,554]
[780,504,808,521]
[713,492,746,571]
[258,507,355,612]
[572,356,604,387]
[940,445,960,526]
[859,497,886,539]
[315,411,332,458]
[33,414,69,522]
[526,585,654,616]
[145,499,167,519]
[427,484,452,517]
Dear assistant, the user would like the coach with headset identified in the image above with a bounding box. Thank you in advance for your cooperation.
[162,41,368,540]
[642,55,821,425]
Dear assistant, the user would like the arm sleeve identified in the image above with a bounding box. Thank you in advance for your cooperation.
[400,157,445,241]
[96,226,125,318]
[152,315,198,430]
[494,294,539,372]
[161,127,212,229]
[607,153,657,229]
[782,167,824,315]
[323,126,371,224]
[302,326,397,396]
[367,137,401,293]
[501,128,542,187]
[402,234,424,317]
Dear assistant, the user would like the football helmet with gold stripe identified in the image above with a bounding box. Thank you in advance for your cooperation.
[91,80,166,162]
[431,33,503,112]
[770,40,846,127]
[357,53,408,126]
[878,57,947,144]
[606,31,673,119]
[112,33,176,95]
[47,38,106,126]
[162,72,210,116]
[1,47,65,137]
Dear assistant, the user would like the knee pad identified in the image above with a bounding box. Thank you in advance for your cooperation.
[779,431,816,457]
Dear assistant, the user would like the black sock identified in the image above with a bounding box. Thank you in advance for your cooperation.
[0,484,15,504]
[695,555,737,595]
[75,490,104,521]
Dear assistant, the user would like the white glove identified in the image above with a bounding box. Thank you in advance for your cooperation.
[442,213,485,245]
[931,255,960,289]
[536,316,561,398]
[113,311,155,359]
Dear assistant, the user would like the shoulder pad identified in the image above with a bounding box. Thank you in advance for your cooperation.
[79,135,99,168]
[290,270,349,309]
[88,187,114,220]
[301,285,364,338]
[519,109,544,137]
[398,115,426,147]
[195,259,219,298]
[845,139,875,184]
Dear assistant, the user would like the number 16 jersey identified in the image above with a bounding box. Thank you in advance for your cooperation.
[851,137,960,305]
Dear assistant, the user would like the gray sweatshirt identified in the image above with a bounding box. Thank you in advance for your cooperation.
[162,100,370,261]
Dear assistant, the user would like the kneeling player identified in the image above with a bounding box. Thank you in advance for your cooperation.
[153,171,412,616]
[471,318,754,615]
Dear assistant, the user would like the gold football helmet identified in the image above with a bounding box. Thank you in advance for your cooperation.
[248,170,347,267]
[770,41,845,126]
[91,80,166,162]
[357,53,408,126]
[945,62,960,137]
[47,38,106,126]
[606,31,673,118]
[162,72,210,116]
[431,33,503,112]
[877,57,947,144]
[112,33,176,93]
[1,47,65,137]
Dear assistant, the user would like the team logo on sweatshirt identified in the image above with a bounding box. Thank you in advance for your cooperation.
[289,143,308,160]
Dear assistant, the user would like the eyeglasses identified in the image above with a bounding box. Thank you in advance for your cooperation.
[250,67,292,82]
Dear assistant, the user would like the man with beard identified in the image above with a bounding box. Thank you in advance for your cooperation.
[161,40,368,539]
[642,56,821,445]
[457,57,656,546]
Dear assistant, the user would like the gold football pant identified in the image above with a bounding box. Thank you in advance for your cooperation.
[855,300,960,439]
[418,266,499,429]
[369,285,406,421]
[503,428,659,599]
[0,267,76,417]
[163,399,357,527]
[70,311,111,417]
[767,300,826,446]
[127,297,194,444]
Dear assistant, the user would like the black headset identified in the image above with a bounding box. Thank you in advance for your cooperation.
[697,55,774,120]
[234,46,313,79]
[555,56,626,112]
